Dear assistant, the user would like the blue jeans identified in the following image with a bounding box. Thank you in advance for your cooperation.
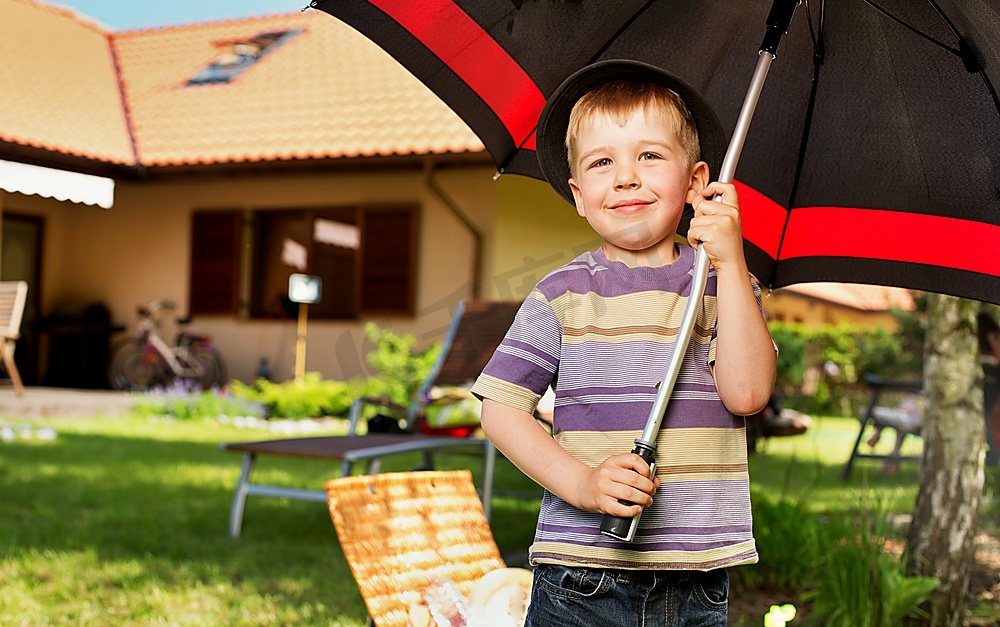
[525,563,728,626]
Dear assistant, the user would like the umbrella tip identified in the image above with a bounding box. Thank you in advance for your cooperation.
[492,170,503,181]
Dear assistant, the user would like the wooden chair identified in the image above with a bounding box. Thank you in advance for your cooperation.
[0,281,28,396]
[223,299,521,537]
[325,470,507,627]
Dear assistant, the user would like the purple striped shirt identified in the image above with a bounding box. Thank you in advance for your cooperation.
[472,245,760,570]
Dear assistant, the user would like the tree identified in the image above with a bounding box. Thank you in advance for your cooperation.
[906,293,986,624]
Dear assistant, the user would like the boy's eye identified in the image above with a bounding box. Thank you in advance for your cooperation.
[590,157,612,169]
[639,152,661,161]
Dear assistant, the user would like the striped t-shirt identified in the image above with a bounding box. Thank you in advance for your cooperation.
[471,245,760,571]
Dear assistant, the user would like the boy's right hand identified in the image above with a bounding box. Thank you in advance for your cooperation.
[574,453,660,516]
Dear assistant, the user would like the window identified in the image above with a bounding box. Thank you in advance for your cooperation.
[186,29,302,86]
[189,205,418,319]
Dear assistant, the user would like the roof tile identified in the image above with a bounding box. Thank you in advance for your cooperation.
[1,0,484,169]
[0,0,134,164]
[113,10,483,166]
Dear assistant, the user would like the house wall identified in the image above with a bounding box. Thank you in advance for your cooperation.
[487,176,596,301]
[2,168,900,388]
[1,165,497,384]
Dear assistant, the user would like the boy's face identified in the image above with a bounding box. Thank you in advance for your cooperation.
[568,106,708,265]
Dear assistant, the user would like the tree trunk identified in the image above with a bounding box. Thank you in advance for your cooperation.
[906,293,986,625]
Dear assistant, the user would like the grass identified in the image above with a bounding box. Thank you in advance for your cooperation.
[0,415,539,625]
[0,413,995,625]
[748,414,926,514]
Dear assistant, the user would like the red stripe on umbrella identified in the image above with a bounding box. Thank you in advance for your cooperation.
[372,0,544,150]
[780,207,1000,276]
[736,181,787,259]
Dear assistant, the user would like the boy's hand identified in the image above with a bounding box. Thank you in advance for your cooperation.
[574,453,660,516]
[688,181,745,271]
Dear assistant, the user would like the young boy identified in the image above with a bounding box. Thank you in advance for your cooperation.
[471,60,776,626]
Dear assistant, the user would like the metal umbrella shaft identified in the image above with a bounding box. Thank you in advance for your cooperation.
[599,0,799,542]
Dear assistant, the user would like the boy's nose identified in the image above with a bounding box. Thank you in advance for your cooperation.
[614,167,640,189]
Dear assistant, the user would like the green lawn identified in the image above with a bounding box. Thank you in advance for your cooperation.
[0,413,995,625]
[749,414,926,514]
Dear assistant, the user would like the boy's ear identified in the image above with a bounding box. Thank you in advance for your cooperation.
[569,179,586,217]
[685,161,711,205]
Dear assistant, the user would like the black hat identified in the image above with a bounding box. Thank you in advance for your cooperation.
[536,60,727,229]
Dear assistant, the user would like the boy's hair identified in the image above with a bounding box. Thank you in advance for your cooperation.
[565,80,701,178]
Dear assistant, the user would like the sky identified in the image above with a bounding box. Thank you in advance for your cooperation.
[51,0,307,30]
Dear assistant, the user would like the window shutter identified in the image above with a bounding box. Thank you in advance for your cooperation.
[359,206,418,315]
[190,210,241,315]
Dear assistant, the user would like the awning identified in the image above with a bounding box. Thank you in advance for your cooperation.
[0,160,115,209]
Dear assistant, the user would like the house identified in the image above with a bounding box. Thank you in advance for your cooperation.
[763,283,916,329]
[0,0,596,385]
[0,0,912,388]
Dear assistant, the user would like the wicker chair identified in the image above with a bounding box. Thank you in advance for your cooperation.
[326,470,507,627]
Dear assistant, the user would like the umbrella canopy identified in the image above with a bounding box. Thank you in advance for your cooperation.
[312,0,1000,305]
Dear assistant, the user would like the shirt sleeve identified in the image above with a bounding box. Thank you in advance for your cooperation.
[471,289,561,414]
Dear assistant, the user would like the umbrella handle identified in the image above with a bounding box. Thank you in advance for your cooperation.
[599,0,799,543]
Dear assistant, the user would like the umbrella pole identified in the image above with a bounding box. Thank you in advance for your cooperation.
[600,0,800,542]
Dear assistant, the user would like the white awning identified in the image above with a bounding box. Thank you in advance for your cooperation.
[0,160,115,209]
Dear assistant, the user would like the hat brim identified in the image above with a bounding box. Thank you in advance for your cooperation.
[536,60,727,234]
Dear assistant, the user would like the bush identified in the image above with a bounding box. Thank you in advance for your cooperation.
[227,324,442,420]
[135,381,267,419]
[740,490,823,593]
[230,373,360,419]
[768,322,922,416]
[802,497,938,626]
[362,323,441,406]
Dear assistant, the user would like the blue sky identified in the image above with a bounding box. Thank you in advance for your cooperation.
[53,0,307,30]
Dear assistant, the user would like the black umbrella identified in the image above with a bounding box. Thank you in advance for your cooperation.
[311,0,1000,305]
[309,0,1000,541]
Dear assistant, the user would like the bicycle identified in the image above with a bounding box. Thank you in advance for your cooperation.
[108,300,227,391]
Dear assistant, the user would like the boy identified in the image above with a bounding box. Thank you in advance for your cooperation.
[471,60,776,626]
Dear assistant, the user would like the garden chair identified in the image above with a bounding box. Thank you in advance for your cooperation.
[223,299,521,537]
[325,470,510,627]
[0,281,28,396]
[842,373,924,479]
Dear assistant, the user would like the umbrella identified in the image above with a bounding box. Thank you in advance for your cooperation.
[310,0,1000,305]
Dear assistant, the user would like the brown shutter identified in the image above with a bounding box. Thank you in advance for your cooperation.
[359,205,418,315]
[190,210,241,315]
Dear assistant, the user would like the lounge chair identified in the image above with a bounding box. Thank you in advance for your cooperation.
[325,470,517,627]
[223,299,521,537]
[842,373,923,479]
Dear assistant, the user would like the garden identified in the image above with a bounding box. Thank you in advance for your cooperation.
[1,320,998,625]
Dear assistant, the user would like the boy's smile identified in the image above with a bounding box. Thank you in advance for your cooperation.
[568,107,707,267]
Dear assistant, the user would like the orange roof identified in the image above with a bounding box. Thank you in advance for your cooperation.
[0,0,134,164]
[780,283,916,312]
[0,0,484,170]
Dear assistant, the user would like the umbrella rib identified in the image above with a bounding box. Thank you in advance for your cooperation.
[864,0,1000,120]
[589,0,658,63]
[924,0,1000,121]
[773,0,825,285]
[862,0,961,56]
[802,0,819,53]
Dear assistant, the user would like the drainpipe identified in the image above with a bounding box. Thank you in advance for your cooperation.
[423,160,483,299]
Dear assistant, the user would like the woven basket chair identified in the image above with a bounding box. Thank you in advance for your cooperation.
[326,470,506,626]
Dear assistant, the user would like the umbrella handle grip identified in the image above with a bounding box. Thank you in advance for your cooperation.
[599,440,657,542]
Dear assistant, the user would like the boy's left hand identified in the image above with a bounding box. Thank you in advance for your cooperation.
[687,181,745,270]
